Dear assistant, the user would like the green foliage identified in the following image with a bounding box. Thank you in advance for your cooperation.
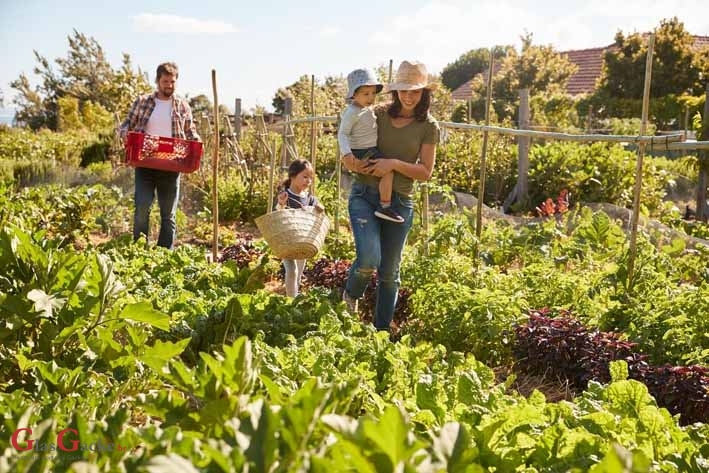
[599,18,705,99]
[440,46,511,91]
[1,201,708,471]
[405,282,525,364]
[527,141,670,211]
[11,30,151,131]
[216,174,268,223]
[468,34,577,122]
[272,75,346,118]
[592,17,708,128]
[434,125,517,203]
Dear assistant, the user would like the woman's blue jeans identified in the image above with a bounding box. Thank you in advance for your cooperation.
[133,167,180,249]
[345,182,414,330]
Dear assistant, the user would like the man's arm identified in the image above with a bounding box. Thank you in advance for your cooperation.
[118,97,141,142]
[183,103,201,142]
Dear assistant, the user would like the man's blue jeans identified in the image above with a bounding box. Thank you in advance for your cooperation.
[344,182,414,330]
[133,167,180,249]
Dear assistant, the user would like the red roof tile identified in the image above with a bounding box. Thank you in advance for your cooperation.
[562,46,610,95]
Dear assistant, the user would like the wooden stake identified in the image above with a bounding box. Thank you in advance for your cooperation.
[310,75,317,193]
[697,83,709,221]
[211,69,220,263]
[335,129,341,246]
[627,33,655,287]
[475,51,495,259]
[268,137,277,214]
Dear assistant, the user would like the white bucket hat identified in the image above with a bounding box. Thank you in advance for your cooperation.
[346,68,383,99]
[385,60,438,92]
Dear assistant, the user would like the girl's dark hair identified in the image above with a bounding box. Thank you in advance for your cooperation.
[387,89,432,121]
[279,158,312,190]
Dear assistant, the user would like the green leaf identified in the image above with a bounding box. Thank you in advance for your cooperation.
[27,288,65,318]
[141,339,191,372]
[609,360,629,382]
[432,423,479,472]
[145,453,199,473]
[118,301,170,331]
[361,406,409,468]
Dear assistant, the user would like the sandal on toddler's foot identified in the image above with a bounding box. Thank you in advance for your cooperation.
[375,207,404,223]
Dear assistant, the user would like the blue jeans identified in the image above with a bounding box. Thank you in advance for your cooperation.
[133,167,180,249]
[345,182,414,330]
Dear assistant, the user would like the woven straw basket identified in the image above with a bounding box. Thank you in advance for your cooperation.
[255,208,330,259]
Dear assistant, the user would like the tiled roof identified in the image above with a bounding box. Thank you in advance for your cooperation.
[450,62,502,101]
[562,46,610,95]
[694,35,709,49]
[450,35,709,100]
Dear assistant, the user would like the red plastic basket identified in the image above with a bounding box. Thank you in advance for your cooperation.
[125,132,203,173]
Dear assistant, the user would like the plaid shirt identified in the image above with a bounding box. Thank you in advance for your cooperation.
[119,92,200,141]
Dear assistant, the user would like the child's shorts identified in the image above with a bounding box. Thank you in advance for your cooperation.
[352,147,384,160]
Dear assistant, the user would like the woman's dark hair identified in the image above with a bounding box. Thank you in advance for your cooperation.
[279,158,312,190]
[156,62,179,82]
[387,89,432,121]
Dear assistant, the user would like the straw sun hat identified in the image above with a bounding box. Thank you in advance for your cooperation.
[385,60,438,92]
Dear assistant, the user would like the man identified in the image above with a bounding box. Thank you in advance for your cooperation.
[119,62,200,249]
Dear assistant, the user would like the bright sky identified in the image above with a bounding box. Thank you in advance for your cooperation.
[1,0,707,115]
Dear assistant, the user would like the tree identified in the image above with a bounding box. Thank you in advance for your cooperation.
[468,34,578,122]
[187,94,231,126]
[10,30,151,130]
[598,17,704,99]
[272,75,346,118]
[592,17,709,128]
[440,46,511,91]
[11,72,52,130]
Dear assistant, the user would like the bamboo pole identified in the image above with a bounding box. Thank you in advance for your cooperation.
[697,83,709,222]
[281,116,709,151]
[627,34,655,287]
[475,51,495,258]
[335,135,341,247]
[281,98,292,169]
[268,137,277,214]
[211,70,220,263]
[310,75,318,193]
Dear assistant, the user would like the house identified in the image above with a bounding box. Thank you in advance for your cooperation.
[450,36,709,101]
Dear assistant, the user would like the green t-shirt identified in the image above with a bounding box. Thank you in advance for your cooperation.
[354,107,440,197]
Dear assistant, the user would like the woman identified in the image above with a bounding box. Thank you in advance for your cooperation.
[341,60,440,332]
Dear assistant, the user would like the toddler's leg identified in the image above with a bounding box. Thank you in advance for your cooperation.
[378,172,393,208]
[375,173,404,223]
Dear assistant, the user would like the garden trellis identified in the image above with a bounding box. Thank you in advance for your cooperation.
[247,35,708,289]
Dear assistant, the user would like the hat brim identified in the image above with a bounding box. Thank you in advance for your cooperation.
[348,83,384,99]
[385,82,438,92]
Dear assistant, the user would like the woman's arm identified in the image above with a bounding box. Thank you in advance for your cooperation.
[365,143,436,181]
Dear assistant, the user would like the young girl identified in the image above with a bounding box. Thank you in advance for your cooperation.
[338,68,404,224]
[275,159,324,297]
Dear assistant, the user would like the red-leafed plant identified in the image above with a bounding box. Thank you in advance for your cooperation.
[535,189,570,217]
[514,309,709,425]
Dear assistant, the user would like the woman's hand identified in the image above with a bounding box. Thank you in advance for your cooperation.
[362,158,396,177]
